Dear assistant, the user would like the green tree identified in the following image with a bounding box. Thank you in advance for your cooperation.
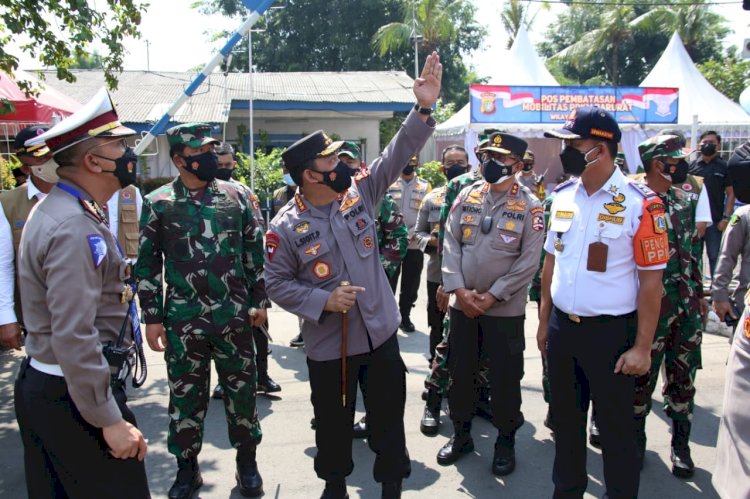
[698,48,750,102]
[500,0,545,49]
[234,148,283,205]
[371,0,484,106]
[418,160,445,188]
[539,2,728,86]
[0,1,146,92]
[72,50,103,70]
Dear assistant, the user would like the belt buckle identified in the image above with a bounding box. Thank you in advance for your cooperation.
[568,314,581,324]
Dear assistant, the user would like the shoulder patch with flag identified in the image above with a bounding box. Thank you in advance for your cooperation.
[87,234,108,268]
[266,231,280,261]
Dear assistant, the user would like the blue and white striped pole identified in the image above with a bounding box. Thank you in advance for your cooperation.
[133,0,276,156]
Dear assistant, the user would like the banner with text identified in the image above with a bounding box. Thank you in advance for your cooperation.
[469,85,679,124]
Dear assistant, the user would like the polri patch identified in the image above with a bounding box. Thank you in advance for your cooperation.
[313,260,331,279]
[87,234,108,268]
[265,231,280,261]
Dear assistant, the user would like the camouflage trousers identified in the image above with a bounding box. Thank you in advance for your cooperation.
[633,308,702,422]
[424,315,490,396]
[165,317,262,458]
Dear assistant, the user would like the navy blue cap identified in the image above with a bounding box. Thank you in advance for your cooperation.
[544,106,622,143]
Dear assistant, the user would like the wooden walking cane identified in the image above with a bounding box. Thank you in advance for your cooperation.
[340,281,350,408]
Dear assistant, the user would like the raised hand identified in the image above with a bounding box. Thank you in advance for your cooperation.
[414,51,443,109]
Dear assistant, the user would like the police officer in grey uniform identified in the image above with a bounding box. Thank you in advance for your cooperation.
[264,53,441,499]
[13,88,150,498]
[439,132,544,476]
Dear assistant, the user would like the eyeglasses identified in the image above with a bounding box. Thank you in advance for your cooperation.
[481,215,493,234]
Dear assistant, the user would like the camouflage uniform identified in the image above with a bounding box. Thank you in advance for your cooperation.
[136,176,265,458]
[633,183,703,421]
[425,169,486,395]
[376,192,408,278]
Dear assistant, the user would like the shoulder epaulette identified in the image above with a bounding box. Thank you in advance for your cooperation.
[553,178,577,193]
[626,179,657,199]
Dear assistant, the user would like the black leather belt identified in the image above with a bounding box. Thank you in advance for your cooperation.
[554,306,636,324]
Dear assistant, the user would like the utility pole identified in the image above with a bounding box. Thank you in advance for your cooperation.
[145,40,151,72]
[409,1,423,79]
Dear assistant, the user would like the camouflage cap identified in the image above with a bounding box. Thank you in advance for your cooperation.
[166,123,220,148]
[638,134,686,164]
[338,141,360,159]
[615,152,625,167]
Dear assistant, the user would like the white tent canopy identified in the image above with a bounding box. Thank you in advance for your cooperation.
[436,26,560,138]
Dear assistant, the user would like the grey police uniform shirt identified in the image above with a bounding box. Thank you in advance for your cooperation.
[18,183,131,428]
[713,204,750,308]
[388,175,431,250]
[442,180,544,317]
[414,185,446,283]
[265,110,435,362]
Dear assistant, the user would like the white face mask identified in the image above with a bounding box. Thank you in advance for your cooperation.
[30,158,59,183]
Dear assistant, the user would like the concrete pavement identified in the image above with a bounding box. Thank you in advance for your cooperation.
[0,279,730,498]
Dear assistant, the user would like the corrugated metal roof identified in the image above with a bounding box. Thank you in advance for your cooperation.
[35,70,414,124]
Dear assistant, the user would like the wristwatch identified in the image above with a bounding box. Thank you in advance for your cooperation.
[414,103,433,115]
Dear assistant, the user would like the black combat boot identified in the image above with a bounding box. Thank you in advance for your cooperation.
[635,417,647,470]
[437,422,474,465]
[168,456,202,499]
[671,420,695,479]
[420,388,442,436]
[320,479,348,499]
[256,353,281,393]
[492,430,517,476]
[236,445,263,497]
[381,479,402,499]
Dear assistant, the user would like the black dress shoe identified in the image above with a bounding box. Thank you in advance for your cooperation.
[289,333,304,347]
[320,480,348,499]
[257,374,281,393]
[421,388,428,401]
[437,434,474,465]
[212,384,224,400]
[168,457,202,499]
[352,416,368,439]
[492,439,516,476]
[236,460,263,497]
[399,319,415,333]
[381,480,402,499]
[589,418,601,448]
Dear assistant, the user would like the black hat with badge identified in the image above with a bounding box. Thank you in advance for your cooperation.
[282,130,344,171]
[479,132,528,159]
[544,106,622,143]
[14,125,49,157]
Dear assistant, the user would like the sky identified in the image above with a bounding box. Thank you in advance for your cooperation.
[10,0,750,80]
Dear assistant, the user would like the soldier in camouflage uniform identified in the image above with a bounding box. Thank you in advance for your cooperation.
[632,135,707,479]
[136,124,266,499]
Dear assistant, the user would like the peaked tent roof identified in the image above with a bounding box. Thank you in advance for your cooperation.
[640,32,750,124]
[0,69,80,123]
[437,26,559,135]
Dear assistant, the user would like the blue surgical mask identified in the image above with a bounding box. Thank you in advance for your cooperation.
[283,173,296,187]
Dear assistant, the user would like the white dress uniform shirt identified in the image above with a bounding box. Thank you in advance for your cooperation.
[544,167,667,317]
[695,186,712,226]
[0,179,48,325]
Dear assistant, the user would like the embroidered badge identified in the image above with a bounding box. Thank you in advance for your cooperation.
[313,260,331,279]
[530,207,544,216]
[304,243,321,256]
[500,234,517,244]
[608,184,618,194]
[505,221,517,231]
[653,213,667,234]
[640,235,669,265]
[265,231,280,261]
[294,222,310,233]
[363,235,374,249]
[122,190,132,200]
[532,215,544,231]
[597,213,625,225]
[87,234,107,268]
[463,227,473,240]
[603,202,625,215]
[744,315,750,339]
[555,210,574,219]
[682,183,692,192]
[356,218,367,230]
[461,214,477,225]
[506,200,527,212]
[294,193,307,213]
[510,184,520,197]
[339,195,360,212]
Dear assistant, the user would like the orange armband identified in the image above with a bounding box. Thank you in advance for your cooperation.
[634,198,669,266]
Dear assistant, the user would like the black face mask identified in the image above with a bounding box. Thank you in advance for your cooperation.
[481,158,512,184]
[668,159,689,184]
[215,168,234,181]
[700,142,717,156]
[559,145,593,176]
[346,166,360,177]
[93,146,138,189]
[182,151,219,181]
[402,164,416,176]
[312,161,352,193]
[522,162,534,172]
[445,165,467,181]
